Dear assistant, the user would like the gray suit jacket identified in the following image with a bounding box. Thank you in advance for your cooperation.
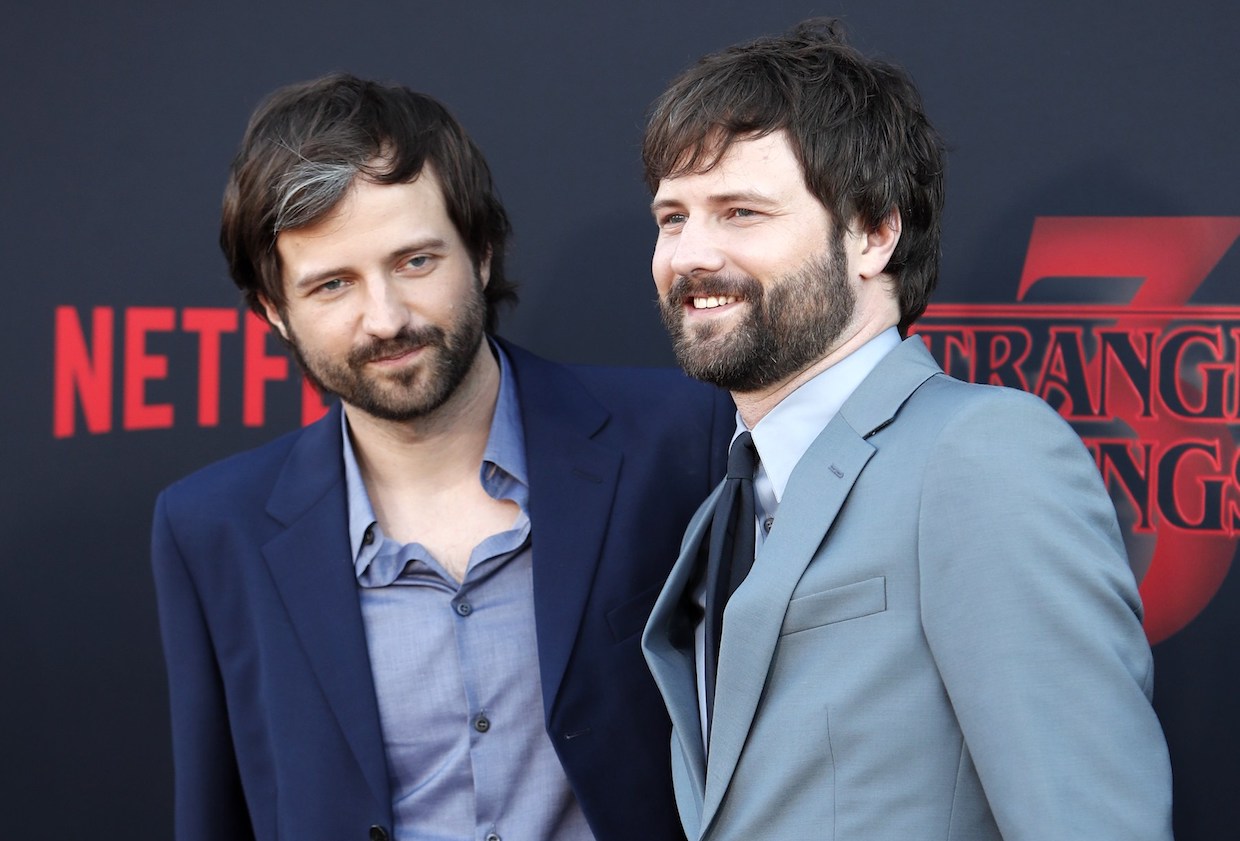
[643,338,1172,841]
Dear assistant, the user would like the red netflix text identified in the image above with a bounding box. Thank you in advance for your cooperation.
[53,306,328,438]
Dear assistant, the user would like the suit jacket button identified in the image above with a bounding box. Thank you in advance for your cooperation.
[369,825,390,841]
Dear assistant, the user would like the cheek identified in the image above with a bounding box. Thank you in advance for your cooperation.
[651,242,675,291]
[292,311,352,349]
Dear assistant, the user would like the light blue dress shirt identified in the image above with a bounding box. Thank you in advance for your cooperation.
[342,343,593,841]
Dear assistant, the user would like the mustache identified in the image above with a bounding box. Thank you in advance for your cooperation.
[348,326,444,366]
[665,273,762,302]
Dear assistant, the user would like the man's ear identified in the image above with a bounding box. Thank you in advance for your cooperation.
[259,296,289,342]
[857,209,902,280]
[478,249,492,288]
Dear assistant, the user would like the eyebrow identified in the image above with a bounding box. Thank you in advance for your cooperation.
[290,236,450,292]
[650,190,780,215]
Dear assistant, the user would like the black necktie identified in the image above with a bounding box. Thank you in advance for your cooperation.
[703,431,757,734]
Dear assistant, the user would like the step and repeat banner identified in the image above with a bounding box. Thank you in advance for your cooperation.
[5,1,1236,837]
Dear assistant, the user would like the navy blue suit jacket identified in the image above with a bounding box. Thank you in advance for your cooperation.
[151,341,733,841]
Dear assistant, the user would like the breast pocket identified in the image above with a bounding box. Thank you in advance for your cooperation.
[780,576,887,636]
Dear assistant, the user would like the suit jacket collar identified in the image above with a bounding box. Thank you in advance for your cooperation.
[836,336,944,443]
[649,337,943,836]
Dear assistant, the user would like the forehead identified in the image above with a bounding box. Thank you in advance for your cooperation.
[654,131,807,203]
[281,167,454,243]
[325,166,449,228]
[275,169,461,279]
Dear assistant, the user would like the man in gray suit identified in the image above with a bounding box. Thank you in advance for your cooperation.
[640,19,1173,841]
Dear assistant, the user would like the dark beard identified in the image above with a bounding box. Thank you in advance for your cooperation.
[287,277,488,422]
[659,245,854,392]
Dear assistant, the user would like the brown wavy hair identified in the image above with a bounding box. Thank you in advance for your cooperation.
[221,74,516,331]
[643,19,945,333]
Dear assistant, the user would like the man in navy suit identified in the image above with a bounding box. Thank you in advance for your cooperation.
[151,74,731,841]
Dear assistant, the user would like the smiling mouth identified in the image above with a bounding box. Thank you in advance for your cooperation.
[689,295,740,310]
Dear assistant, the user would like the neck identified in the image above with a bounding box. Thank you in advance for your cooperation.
[344,340,500,490]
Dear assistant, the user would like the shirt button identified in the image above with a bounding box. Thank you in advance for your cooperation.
[368,825,389,841]
[763,517,775,532]
[474,714,491,733]
[363,526,375,546]
[485,834,501,841]
[455,601,472,617]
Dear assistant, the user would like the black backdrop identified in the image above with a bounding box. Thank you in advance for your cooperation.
[4,1,1237,836]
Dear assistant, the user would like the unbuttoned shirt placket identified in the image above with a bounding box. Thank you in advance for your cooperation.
[345,343,592,841]
[355,472,589,841]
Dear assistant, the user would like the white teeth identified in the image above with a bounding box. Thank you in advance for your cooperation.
[691,295,738,309]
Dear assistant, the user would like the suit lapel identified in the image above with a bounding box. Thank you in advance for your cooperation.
[700,337,943,829]
[502,342,624,720]
[260,404,390,809]
[643,490,723,820]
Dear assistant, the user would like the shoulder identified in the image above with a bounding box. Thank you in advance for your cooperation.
[861,336,1070,439]
[896,376,1104,506]
[571,363,723,407]
[501,338,733,428]
[156,415,330,518]
[499,339,734,486]
[566,364,735,451]
[913,374,1081,445]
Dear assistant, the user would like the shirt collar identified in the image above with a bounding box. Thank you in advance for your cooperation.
[744,327,901,509]
[341,338,527,568]
[482,339,528,489]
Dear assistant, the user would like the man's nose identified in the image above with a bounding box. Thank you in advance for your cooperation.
[667,220,727,278]
[361,278,407,338]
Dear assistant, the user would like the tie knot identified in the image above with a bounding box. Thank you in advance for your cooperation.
[727,431,757,480]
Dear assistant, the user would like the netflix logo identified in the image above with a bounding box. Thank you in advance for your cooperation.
[53,306,328,438]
